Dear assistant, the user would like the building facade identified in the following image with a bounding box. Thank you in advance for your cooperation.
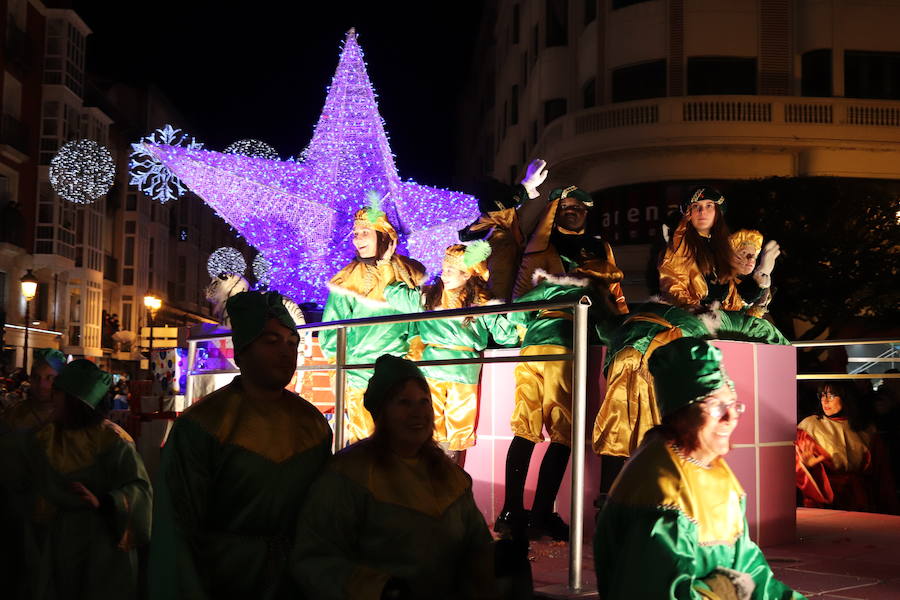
[0,0,242,375]
[459,0,900,300]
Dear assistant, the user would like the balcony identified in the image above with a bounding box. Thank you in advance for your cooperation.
[0,114,28,157]
[528,95,900,186]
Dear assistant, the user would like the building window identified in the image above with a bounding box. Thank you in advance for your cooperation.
[544,98,568,125]
[612,0,652,9]
[532,24,539,62]
[845,50,900,100]
[123,269,134,286]
[126,193,137,211]
[583,78,597,108]
[802,49,832,97]
[122,301,132,332]
[687,57,757,95]
[511,85,519,125]
[584,0,597,24]
[546,0,568,47]
[512,4,520,44]
[522,52,529,86]
[612,60,666,102]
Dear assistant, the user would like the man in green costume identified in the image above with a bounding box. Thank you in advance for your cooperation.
[148,291,332,599]
[594,338,804,599]
[3,359,152,599]
[1,348,66,432]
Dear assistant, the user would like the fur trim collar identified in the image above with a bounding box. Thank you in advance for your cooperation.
[531,268,591,288]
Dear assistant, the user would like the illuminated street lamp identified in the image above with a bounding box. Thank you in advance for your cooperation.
[143,293,162,356]
[19,269,38,373]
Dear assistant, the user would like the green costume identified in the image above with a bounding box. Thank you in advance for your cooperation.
[2,359,152,600]
[292,440,495,600]
[594,434,804,600]
[509,271,605,348]
[384,281,520,384]
[148,377,332,599]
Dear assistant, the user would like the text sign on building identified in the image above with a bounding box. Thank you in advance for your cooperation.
[139,326,178,349]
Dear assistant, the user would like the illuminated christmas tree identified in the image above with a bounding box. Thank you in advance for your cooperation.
[145,29,478,304]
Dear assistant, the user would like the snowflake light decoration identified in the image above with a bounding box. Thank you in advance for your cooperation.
[130,124,203,204]
[145,30,479,304]
[252,253,272,289]
[49,139,115,204]
[207,247,247,279]
[225,139,279,160]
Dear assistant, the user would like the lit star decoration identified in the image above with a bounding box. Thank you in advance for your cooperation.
[252,253,271,289]
[130,125,203,204]
[144,29,480,304]
[207,247,247,279]
[225,139,279,160]
[49,139,115,204]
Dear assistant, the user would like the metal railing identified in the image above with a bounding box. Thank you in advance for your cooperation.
[187,296,594,593]
[793,338,900,381]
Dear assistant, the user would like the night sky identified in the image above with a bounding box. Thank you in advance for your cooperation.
[72,1,484,190]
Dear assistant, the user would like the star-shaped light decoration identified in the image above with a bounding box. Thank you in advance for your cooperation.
[146,29,478,304]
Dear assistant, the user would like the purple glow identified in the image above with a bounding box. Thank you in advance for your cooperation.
[147,30,478,304]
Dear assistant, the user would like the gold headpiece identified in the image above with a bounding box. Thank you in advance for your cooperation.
[729,229,763,252]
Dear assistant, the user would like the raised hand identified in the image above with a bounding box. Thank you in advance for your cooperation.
[521,159,548,198]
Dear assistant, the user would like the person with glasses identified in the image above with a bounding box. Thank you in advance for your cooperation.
[796,382,897,514]
[595,337,804,600]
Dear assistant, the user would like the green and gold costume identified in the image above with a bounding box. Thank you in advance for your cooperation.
[292,440,495,600]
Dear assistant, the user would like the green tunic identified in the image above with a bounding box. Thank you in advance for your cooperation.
[595,434,804,599]
[383,281,520,384]
[510,274,606,348]
[292,440,495,600]
[5,420,152,600]
[148,377,332,600]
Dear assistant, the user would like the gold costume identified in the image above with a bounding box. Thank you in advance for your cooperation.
[510,345,572,446]
[344,386,373,444]
[463,208,524,302]
[427,378,481,451]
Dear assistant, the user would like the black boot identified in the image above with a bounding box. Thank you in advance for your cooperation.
[495,436,535,540]
[528,442,571,541]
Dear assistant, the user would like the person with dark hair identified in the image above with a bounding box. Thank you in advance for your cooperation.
[292,354,495,600]
[320,194,427,443]
[595,338,803,600]
[796,382,898,513]
[148,291,332,599]
[496,253,626,542]
[384,241,519,462]
[0,348,67,432]
[4,359,152,599]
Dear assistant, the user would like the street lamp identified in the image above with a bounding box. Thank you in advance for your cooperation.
[20,269,38,374]
[143,293,162,358]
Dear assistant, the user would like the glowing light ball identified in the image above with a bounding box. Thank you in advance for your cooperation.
[207,247,247,279]
[225,139,279,160]
[130,124,203,203]
[145,29,479,304]
[252,253,272,288]
[49,139,115,204]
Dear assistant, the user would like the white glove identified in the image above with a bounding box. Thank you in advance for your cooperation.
[520,159,548,199]
[753,239,780,287]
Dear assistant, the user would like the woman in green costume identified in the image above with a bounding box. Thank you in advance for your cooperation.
[384,241,519,461]
[595,337,804,600]
[293,354,495,600]
[7,359,152,600]
[320,194,427,444]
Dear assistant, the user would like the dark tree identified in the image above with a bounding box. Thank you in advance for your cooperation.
[725,177,900,341]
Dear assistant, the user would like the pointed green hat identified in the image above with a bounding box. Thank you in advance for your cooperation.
[53,359,112,409]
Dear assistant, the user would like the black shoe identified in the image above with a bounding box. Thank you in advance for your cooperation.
[493,509,530,540]
[528,512,570,542]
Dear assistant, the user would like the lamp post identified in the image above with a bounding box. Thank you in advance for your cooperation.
[143,293,162,363]
[19,270,38,374]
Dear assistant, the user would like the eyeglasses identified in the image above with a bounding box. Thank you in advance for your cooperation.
[702,400,745,420]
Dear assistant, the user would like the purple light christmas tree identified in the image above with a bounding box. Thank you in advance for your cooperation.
[145,29,478,304]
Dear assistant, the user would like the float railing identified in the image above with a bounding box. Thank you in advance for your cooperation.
[186,296,593,593]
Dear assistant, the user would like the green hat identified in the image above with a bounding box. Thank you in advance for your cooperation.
[53,359,112,409]
[549,185,594,208]
[226,290,297,353]
[648,338,733,417]
[33,348,66,373]
[363,354,427,420]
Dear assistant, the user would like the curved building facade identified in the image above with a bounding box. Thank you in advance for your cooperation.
[458,0,900,300]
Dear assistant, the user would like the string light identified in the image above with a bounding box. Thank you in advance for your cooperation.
[207,247,247,279]
[252,253,271,289]
[49,139,115,204]
[146,29,479,304]
[130,124,203,204]
[225,139,279,160]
